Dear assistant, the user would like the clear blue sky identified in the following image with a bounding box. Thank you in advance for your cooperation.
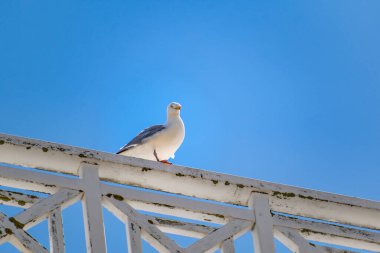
[0,1,379,252]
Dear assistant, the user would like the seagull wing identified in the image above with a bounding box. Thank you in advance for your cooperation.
[117,125,166,154]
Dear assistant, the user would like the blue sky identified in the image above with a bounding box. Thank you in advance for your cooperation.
[0,1,379,252]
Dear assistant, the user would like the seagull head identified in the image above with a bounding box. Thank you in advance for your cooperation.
[167,102,182,116]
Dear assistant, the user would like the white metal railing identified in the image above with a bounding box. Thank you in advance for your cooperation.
[0,133,379,253]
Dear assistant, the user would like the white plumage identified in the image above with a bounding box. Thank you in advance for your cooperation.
[117,102,185,164]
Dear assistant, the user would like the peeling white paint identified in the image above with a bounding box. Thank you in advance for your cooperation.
[0,133,379,252]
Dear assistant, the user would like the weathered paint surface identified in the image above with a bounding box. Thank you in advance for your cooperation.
[48,207,65,253]
[0,133,380,252]
[0,189,38,208]
[1,133,380,231]
[249,193,275,253]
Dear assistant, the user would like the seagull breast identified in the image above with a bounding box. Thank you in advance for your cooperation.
[153,117,185,160]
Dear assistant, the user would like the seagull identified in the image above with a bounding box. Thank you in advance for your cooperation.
[117,102,185,165]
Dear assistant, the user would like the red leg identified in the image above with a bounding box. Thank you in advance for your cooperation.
[160,160,172,165]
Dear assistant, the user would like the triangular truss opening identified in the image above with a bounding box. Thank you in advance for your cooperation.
[165,232,200,248]
[0,183,82,253]
[0,242,21,253]
[61,201,87,253]
[103,194,253,253]
[233,232,254,252]
[103,206,128,252]
[27,219,50,250]
[274,238,293,253]
[141,239,160,253]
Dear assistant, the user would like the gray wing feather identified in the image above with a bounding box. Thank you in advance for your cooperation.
[117,125,166,154]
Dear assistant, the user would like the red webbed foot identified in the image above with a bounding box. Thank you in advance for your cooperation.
[160,160,172,165]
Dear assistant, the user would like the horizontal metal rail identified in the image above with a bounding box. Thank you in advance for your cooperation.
[1,133,380,230]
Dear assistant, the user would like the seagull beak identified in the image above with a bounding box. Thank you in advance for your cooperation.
[176,105,182,110]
